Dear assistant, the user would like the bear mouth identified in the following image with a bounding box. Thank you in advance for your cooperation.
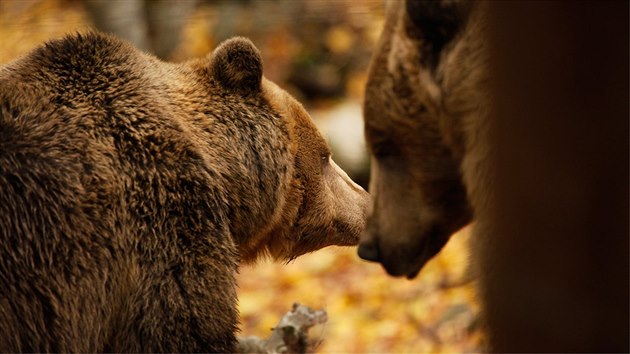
[381,250,431,280]
[333,219,361,246]
[403,253,432,279]
[378,234,441,280]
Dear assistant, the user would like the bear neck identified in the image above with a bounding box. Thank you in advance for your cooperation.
[179,92,295,262]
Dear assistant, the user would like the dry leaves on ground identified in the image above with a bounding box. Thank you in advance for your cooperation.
[238,227,484,353]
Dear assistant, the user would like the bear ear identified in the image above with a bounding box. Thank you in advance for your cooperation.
[209,37,263,95]
[405,0,472,45]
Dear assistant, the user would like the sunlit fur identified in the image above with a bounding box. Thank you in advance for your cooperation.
[0,32,368,352]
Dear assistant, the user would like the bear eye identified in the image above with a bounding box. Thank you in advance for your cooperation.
[371,139,399,159]
[321,154,330,164]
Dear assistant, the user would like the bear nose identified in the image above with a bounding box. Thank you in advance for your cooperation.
[358,241,381,262]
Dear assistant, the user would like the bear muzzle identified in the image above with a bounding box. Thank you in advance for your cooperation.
[359,209,450,279]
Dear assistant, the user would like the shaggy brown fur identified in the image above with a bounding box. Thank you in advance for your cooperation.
[358,0,483,278]
[358,0,628,351]
[0,32,368,352]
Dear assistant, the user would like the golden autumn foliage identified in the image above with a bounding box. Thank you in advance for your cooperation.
[239,227,482,352]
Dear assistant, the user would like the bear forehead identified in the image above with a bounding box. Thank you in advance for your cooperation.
[261,78,330,156]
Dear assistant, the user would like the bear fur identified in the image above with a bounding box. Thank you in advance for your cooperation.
[0,32,369,352]
[358,0,628,352]
[358,0,484,277]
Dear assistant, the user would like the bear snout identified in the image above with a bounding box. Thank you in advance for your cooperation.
[327,159,370,244]
[357,240,381,263]
[360,205,438,278]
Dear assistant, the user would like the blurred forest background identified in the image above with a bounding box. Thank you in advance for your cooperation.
[0,0,481,351]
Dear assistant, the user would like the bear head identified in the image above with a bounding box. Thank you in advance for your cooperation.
[206,37,370,263]
[357,0,480,278]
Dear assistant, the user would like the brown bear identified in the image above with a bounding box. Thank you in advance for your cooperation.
[0,32,369,352]
[357,0,482,278]
[358,0,628,352]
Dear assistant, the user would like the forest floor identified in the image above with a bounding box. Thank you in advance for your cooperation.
[238,226,484,353]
